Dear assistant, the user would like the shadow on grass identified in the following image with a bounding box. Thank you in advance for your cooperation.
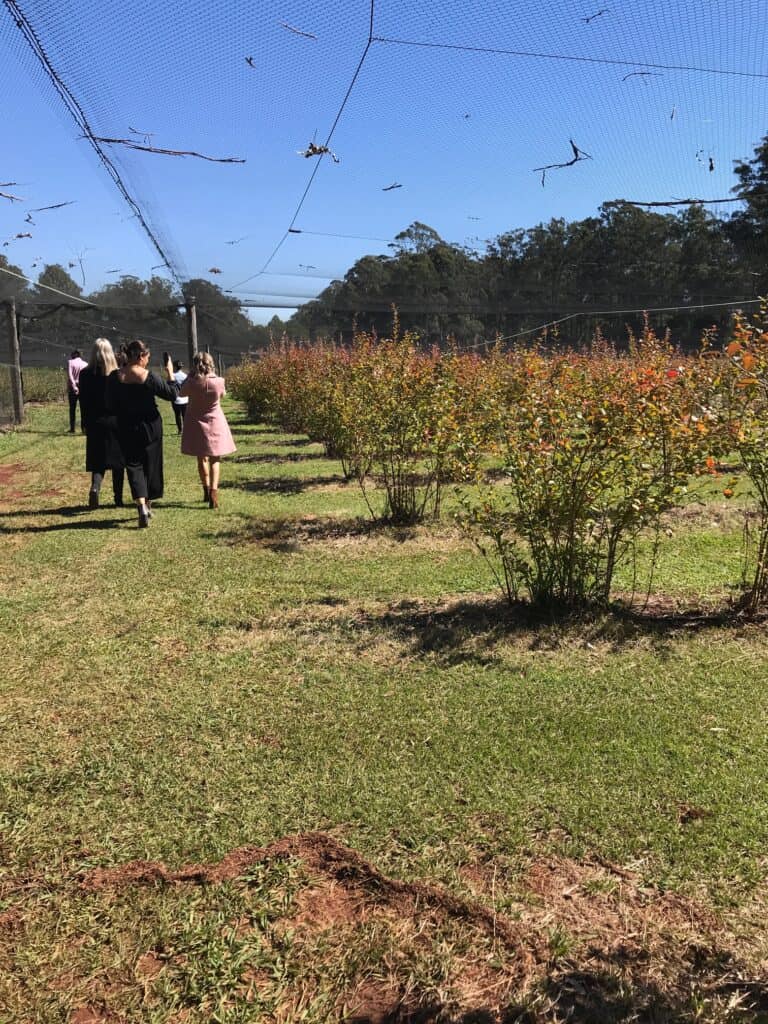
[224,474,348,495]
[230,451,332,465]
[204,514,416,551]
[346,957,768,1022]
[349,594,753,664]
[535,958,768,1024]
[338,964,768,1023]
[229,423,275,437]
[0,515,126,533]
[0,504,96,519]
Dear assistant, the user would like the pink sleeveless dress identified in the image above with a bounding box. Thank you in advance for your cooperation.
[179,375,236,457]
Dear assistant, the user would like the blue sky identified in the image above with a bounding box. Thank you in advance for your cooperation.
[2,0,767,323]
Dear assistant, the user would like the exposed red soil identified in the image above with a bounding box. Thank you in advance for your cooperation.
[71,832,768,1022]
[80,832,534,963]
[0,462,24,487]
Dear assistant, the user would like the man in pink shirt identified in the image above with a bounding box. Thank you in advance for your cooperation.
[66,349,88,433]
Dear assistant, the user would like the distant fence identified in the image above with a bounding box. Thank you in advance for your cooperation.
[0,363,13,428]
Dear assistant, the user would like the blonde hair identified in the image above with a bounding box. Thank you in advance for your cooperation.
[87,337,118,376]
[191,351,216,377]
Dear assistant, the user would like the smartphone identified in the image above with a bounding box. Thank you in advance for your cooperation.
[162,351,170,364]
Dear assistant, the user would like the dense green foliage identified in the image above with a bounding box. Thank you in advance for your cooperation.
[229,304,768,611]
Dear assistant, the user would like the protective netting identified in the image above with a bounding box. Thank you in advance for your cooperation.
[1,0,768,349]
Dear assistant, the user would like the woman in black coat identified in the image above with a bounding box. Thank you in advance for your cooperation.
[79,338,125,508]
[106,339,178,527]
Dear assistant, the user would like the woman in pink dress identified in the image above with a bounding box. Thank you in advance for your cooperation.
[180,352,236,508]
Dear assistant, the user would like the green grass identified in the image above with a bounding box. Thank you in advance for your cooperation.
[2,400,768,1022]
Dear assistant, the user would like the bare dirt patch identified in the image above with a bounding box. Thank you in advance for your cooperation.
[74,832,768,1022]
[0,462,25,488]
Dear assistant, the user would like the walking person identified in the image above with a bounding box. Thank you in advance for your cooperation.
[171,360,188,433]
[66,349,88,433]
[180,351,236,509]
[107,340,178,528]
[78,338,125,509]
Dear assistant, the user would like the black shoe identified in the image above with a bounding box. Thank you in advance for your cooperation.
[138,505,150,528]
[88,490,99,509]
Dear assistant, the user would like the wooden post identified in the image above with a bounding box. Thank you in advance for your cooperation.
[185,295,198,367]
[5,298,23,424]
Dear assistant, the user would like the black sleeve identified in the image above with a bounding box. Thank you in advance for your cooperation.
[146,371,180,403]
[104,370,119,414]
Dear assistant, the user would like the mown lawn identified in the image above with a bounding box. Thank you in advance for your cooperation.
[1,399,768,1023]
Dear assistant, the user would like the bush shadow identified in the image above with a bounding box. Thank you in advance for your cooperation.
[230,451,331,465]
[229,424,275,437]
[350,595,751,665]
[224,474,349,495]
[537,953,768,1023]
[202,514,416,551]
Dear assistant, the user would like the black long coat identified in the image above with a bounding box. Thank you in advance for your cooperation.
[106,370,178,500]
[79,367,125,472]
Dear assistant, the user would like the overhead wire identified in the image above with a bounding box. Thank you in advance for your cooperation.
[229,0,377,292]
[371,34,768,80]
[486,297,765,347]
[2,0,184,289]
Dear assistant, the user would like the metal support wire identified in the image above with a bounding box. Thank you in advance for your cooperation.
[3,0,184,290]
[229,0,377,292]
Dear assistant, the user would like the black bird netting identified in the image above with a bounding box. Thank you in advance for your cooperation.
[2,0,768,359]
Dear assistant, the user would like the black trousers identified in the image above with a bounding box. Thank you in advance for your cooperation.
[68,390,81,432]
[173,402,186,433]
[91,468,125,504]
[124,439,164,501]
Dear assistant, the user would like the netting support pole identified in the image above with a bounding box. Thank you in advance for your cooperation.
[5,298,24,424]
[185,295,198,367]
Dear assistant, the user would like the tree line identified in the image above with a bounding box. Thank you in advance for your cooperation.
[287,133,768,346]
[0,266,287,366]
[4,132,768,358]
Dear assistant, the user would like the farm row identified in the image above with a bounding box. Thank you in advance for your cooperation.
[228,311,768,610]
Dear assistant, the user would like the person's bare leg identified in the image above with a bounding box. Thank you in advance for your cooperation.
[137,496,150,527]
[209,457,221,508]
[198,456,210,502]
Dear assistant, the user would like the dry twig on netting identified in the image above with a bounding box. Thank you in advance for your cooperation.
[30,201,76,212]
[2,232,32,246]
[90,137,246,163]
[278,21,317,39]
[533,139,592,187]
[298,141,340,163]
[382,182,402,191]
[582,8,610,23]
[128,125,155,145]
[622,70,662,81]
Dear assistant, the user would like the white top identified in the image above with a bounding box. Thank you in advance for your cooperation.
[173,369,189,405]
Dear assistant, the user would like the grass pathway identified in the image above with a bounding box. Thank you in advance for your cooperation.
[2,400,768,1021]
